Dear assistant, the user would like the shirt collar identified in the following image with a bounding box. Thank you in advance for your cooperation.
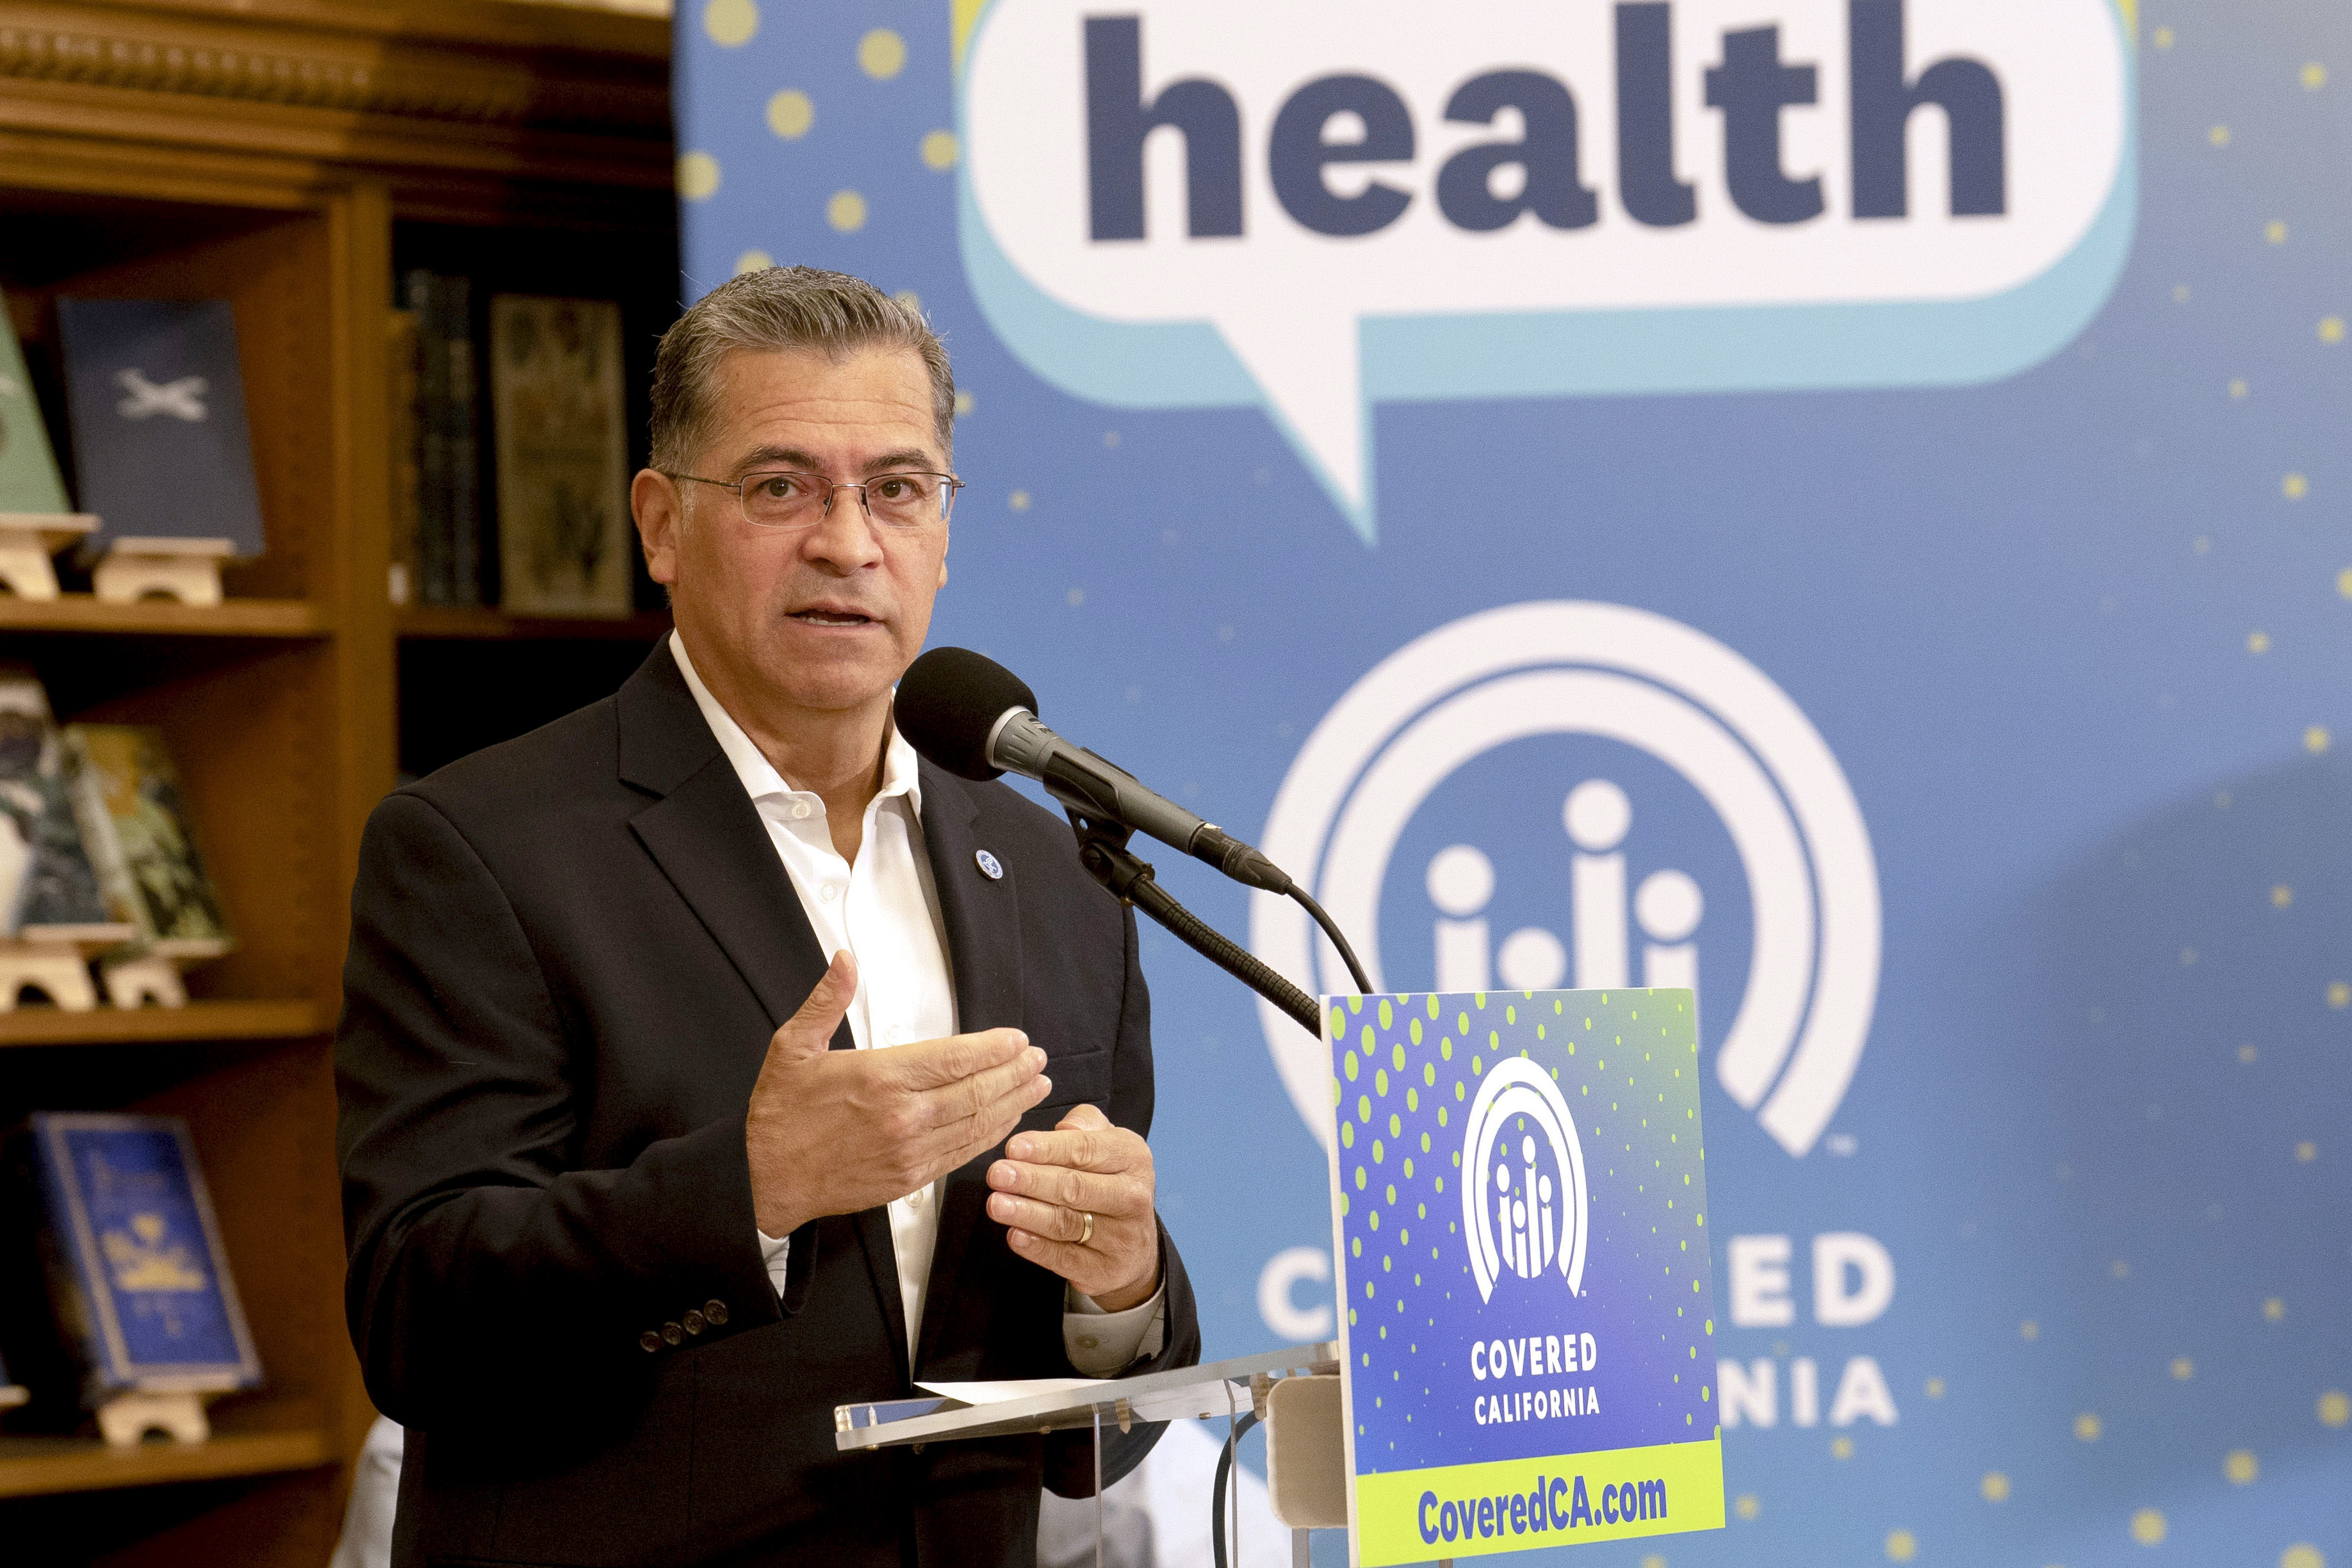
[669,629,924,816]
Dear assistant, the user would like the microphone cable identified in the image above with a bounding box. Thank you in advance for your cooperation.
[1287,883,1373,997]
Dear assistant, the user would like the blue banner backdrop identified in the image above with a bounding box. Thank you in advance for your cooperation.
[677,1,2349,1563]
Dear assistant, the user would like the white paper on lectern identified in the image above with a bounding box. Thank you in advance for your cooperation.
[914,1376,1108,1405]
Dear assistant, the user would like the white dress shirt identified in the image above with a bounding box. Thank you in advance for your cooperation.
[671,633,1161,1375]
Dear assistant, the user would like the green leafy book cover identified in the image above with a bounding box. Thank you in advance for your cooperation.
[63,724,233,960]
[0,290,71,515]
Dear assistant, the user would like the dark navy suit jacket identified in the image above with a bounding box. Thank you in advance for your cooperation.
[336,642,1198,1567]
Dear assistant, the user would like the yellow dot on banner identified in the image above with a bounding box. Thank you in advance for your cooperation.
[2131,1509,2168,1546]
[1831,1435,1854,1459]
[953,389,975,417]
[2111,1259,2131,1278]
[1925,1376,1947,1399]
[2210,124,2232,146]
[677,152,721,201]
[1982,1473,2011,1503]
[921,129,960,170]
[1642,1557,1666,1568]
[2307,726,2332,755]
[2337,568,2352,597]
[2284,472,2310,500]
[2296,1139,2317,1161]
[2249,631,2272,653]
[2022,1319,2040,1340]
[2264,1297,2286,1321]
[703,0,757,47]
[2230,379,2249,398]
[2282,1548,2326,1568]
[2267,220,2289,245]
[2239,1043,2258,1063]
[2173,1357,2195,1379]
[2273,884,2293,906]
[2224,1450,2258,1484]
[766,89,813,139]
[2323,318,2347,344]
[859,28,908,79]
[2180,949,2197,966]
[827,190,867,232]
[733,250,772,276]
[2319,1390,2350,1426]
[2174,284,2193,304]
[2305,62,2328,90]
[2194,535,2214,553]
[2155,26,2175,47]
[2330,981,2351,1008]
[1009,491,1031,512]
[1735,1494,1761,1521]
[1887,1529,1918,1562]
[2076,1412,2103,1441]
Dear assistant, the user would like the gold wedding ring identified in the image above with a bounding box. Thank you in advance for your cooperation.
[1079,1211,1095,1246]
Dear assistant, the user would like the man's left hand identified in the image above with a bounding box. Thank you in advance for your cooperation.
[984,1104,1159,1311]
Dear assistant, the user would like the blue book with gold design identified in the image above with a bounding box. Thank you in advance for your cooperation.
[18,1113,259,1404]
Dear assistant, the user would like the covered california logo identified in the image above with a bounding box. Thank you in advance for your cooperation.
[1253,601,1881,1161]
[1464,1056,1589,1303]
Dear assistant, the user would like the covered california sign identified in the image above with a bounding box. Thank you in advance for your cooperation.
[1325,990,1724,1563]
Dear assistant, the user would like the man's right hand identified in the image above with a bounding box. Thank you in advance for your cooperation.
[746,950,1050,1237]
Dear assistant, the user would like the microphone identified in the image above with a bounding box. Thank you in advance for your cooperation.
[895,647,1294,894]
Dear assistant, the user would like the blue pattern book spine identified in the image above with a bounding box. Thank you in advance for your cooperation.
[55,298,267,560]
[28,1113,260,1401]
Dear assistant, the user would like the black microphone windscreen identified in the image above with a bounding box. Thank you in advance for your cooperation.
[895,647,1039,781]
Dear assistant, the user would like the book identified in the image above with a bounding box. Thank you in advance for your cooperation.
[62,726,233,961]
[387,309,421,607]
[0,286,73,516]
[491,295,632,616]
[1,1114,260,1409]
[54,298,267,559]
[402,272,453,605]
[0,669,135,943]
[446,276,481,605]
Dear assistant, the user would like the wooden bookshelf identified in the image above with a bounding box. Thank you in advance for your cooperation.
[0,1000,331,1049]
[0,2,674,1562]
[0,596,326,638]
[0,1426,336,1500]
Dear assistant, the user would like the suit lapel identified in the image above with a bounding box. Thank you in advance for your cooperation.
[913,763,1027,1371]
[616,641,911,1375]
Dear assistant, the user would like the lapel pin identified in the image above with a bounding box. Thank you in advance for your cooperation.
[975,849,1004,881]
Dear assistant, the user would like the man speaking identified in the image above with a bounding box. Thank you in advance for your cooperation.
[336,266,1200,1566]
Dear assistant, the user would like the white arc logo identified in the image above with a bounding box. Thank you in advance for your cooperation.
[1251,601,1881,1158]
[1464,1057,1588,1303]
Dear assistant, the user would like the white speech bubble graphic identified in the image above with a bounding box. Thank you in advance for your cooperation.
[959,0,2134,537]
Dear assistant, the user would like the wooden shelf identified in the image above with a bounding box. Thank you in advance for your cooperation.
[0,999,329,1049]
[0,1428,335,1500]
[397,605,670,641]
[0,596,325,638]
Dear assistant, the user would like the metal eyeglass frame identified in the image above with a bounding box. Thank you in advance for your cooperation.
[662,468,965,528]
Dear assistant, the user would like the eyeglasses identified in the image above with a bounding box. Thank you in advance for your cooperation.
[664,468,963,530]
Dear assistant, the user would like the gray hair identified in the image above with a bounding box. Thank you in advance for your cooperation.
[649,266,954,471]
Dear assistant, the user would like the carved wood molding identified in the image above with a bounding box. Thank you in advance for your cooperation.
[0,3,669,142]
